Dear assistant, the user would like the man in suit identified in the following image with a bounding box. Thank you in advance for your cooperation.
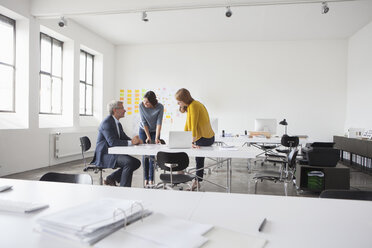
[91,100,142,187]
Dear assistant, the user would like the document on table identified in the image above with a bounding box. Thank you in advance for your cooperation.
[37,198,150,245]
[203,227,267,248]
[95,213,213,248]
[219,145,239,151]
[0,199,49,213]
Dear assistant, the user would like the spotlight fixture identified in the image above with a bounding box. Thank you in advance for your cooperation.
[321,2,329,14]
[142,11,149,22]
[58,16,67,27]
[225,6,232,18]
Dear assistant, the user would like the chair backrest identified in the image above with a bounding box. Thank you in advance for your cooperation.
[319,190,372,201]
[287,149,298,169]
[281,135,299,148]
[156,152,189,172]
[40,172,93,184]
[80,136,91,152]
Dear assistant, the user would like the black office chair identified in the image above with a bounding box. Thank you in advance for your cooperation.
[267,135,300,161]
[80,136,104,185]
[40,172,93,184]
[319,190,372,201]
[155,151,194,190]
[253,149,298,196]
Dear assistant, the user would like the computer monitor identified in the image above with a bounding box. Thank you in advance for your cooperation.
[254,119,277,135]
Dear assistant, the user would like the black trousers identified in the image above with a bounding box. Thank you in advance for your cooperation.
[195,136,215,182]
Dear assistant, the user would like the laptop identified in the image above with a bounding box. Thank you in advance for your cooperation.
[168,131,192,149]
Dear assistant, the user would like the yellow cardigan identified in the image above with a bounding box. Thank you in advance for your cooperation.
[185,100,214,141]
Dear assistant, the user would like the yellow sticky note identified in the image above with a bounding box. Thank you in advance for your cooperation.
[166,115,171,119]
[134,105,139,109]
[134,109,139,113]
[127,94,132,97]
[135,101,139,105]
[127,101,132,105]
[135,89,140,93]
[135,97,139,101]
[120,89,124,93]
[127,90,132,93]
[127,112,132,115]
[119,97,124,101]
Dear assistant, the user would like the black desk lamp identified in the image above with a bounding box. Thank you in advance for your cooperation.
[279,119,288,135]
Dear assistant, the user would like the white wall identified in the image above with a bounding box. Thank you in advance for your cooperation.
[345,21,372,131]
[115,41,347,141]
[0,1,115,176]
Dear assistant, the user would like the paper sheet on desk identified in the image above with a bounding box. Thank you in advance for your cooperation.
[95,213,212,248]
[203,227,267,248]
[219,146,239,151]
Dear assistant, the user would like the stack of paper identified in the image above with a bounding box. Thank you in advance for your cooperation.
[37,198,150,245]
[95,213,213,248]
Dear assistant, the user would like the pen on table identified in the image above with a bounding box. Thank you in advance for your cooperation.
[258,218,267,232]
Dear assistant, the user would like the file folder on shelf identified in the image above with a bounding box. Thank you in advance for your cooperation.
[37,198,150,245]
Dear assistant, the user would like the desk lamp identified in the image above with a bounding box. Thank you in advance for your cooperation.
[279,119,288,135]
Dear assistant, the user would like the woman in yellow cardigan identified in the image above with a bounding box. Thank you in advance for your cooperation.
[175,88,215,190]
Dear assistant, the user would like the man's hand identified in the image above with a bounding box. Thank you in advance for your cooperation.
[131,135,142,145]
[145,137,151,144]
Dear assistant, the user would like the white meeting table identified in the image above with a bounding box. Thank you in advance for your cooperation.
[109,144,258,193]
[0,178,371,248]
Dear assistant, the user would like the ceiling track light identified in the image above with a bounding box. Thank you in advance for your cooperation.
[142,11,149,22]
[58,16,67,27]
[321,2,330,14]
[225,6,232,18]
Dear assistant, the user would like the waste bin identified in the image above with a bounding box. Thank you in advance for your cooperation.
[307,171,324,191]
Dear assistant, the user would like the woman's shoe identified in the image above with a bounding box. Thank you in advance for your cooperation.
[190,181,201,191]
[144,180,148,187]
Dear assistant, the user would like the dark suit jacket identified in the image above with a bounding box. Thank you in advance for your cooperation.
[91,115,131,168]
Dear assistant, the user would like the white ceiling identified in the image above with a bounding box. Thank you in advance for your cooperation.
[31,0,372,45]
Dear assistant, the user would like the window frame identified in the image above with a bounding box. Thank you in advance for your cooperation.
[0,13,16,113]
[79,50,94,116]
[39,32,63,115]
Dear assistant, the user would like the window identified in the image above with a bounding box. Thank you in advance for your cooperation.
[79,50,94,116]
[0,14,15,112]
[39,33,63,114]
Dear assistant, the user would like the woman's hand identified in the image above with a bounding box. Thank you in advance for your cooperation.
[192,143,200,149]
[145,137,151,144]
[155,138,161,144]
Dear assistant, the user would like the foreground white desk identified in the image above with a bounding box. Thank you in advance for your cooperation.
[0,178,371,248]
[109,145,258,193]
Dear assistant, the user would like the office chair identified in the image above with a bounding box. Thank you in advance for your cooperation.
[253,148,298,196]
[319,190,372,201]
[80,136,104,185]
[155,151,194,190]
[40,172,93,184]
[267,135,300,161]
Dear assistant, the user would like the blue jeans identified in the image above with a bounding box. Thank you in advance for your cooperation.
[195,136,215,182]
[139,128,156,181]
